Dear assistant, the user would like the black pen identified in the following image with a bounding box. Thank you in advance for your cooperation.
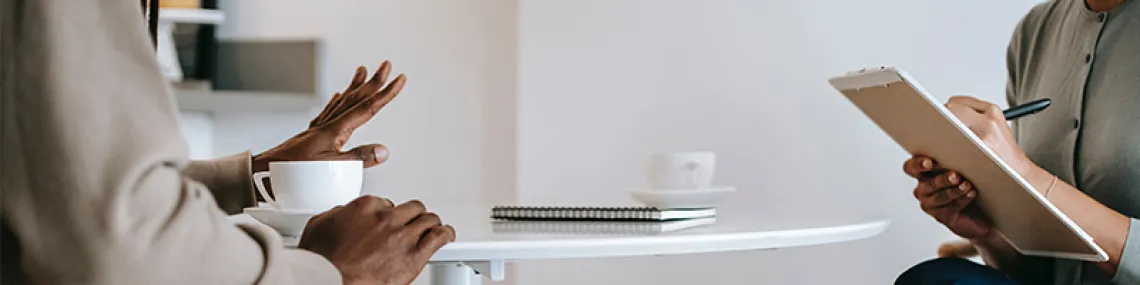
[1003,98,1052,120]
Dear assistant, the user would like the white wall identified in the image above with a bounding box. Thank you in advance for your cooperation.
[515,0,1036,284]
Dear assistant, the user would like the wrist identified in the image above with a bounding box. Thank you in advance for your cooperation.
[1021,164,1054,196]
[252,154,267,173]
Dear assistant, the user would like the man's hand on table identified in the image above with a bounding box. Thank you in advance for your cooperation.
[253,61,405,175]
[300,195,456,285]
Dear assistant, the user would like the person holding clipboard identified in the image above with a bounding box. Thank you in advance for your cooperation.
[895,0,1139,284]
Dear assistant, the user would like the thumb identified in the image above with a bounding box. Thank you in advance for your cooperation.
[339,144,389,168]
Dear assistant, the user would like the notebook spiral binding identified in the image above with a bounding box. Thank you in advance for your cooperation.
[492,221,675,235]
[491,206,662,221]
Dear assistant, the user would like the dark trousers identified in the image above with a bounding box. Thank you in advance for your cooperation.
[895,258,1019,285]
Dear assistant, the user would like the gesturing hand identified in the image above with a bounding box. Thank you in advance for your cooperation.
[253,61,407,173]
[299,196,456,285]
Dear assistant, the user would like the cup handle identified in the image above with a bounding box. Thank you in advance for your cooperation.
[252,171,278,208]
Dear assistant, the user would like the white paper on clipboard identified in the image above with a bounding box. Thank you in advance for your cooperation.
[828,66,1107,262]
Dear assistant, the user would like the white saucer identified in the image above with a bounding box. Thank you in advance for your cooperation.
[243,207,321,237]
[629,187,736,209]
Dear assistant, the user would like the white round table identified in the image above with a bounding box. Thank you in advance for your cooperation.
[231,213,889,285]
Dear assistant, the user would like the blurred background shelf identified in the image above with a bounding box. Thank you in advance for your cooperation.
[159,8,225,24]
[175,89,319,113]
[157,8,225,81]
[169,40,323,114]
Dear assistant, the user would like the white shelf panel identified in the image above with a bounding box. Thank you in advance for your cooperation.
[159,8,225,24]
[175,89,320,114]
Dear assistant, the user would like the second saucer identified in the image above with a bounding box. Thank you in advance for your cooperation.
[629,187,736,209]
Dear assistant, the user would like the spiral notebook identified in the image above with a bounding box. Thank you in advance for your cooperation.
[492,218,717,235]
[491,206,716,221]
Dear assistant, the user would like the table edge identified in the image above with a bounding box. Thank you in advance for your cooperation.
[429,219,891,262]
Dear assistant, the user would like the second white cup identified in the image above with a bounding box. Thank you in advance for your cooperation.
[646,151,716,190]
[253,160,363,212]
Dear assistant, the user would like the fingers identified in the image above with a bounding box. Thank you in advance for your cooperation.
[945,102,985,122]
[313,66,367,126]
[329,74,407,137]
[324,62,391,128]
[347,195,395,214]
[948,96,1001,113]
[344,65,369,94]
[306,205,343,228]
[903,156,940,179]
[415,225,456,258]
[313,62,394,128]
[928,171,963,193]
[947,96,1004,121]
[339,61,392,113]
[934,182,971,207]
[916,172,973,208]
[405,212,442,234]
[388,202,454,259]
[930,190,978,226]
[339,63,387,112]
[373,61,392,91]
[325,144,389,167]
[312,92,345,127]
[338,144,389,168]
[947,190,977,211]
[389,199,427,225]
[351,61,393,101]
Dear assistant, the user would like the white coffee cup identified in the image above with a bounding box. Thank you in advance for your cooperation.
[646,151,716,190]
[253,161,363,212]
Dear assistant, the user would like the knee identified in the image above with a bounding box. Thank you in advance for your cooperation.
[895,258,978,285]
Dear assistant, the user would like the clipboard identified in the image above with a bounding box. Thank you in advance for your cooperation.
[828,66,1107,261]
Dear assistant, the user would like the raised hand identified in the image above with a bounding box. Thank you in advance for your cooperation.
[253,61,407,174]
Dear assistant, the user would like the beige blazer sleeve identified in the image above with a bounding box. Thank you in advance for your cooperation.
[183,152,260,215]
[0,1,340,284]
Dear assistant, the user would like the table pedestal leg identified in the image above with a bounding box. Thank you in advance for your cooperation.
[430,262,482,285]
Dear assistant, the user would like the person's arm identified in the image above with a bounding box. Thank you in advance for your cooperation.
[990,3,1138,281]
[0,1,339,283]
[945,95,1138,283]
[1022,168,1139,283]
[183,152,259,215]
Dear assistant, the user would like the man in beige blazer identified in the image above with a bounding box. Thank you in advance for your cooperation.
[1,0,455,284]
